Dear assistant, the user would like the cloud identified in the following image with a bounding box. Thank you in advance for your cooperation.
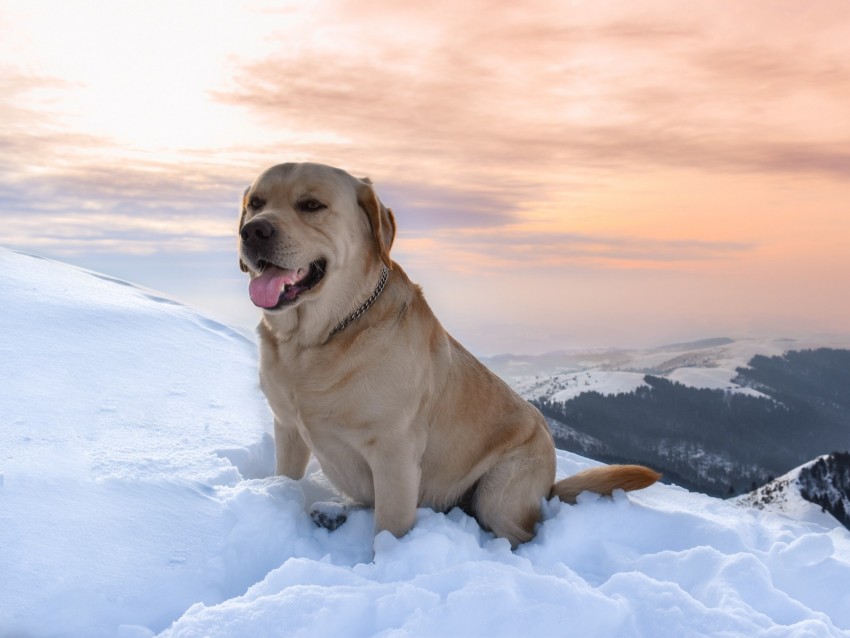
[742,144,850,179]
[400,227,757,272]
[0,155,249,256]
[376,181,520,231]
[5,0,850,264]
[215,0,850,188]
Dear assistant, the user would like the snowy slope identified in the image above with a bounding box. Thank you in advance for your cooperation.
[737,461,839,527]
[515,369,649,402]
[738,454,850,530]
[2,248,850,638]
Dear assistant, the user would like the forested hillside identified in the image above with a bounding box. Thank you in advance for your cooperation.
[798,452,850,528]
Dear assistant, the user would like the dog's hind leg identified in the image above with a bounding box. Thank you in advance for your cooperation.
[471,439,555,548]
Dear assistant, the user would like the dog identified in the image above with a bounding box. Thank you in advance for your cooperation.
[239,162,660,547]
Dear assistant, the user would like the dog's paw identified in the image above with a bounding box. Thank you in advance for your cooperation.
[310,501,349,531]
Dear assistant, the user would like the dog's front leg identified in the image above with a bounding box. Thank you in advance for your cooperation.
[274,416,310,479]
[368,441,421,539]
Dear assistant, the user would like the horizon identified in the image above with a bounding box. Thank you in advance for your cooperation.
[2,1,849,355]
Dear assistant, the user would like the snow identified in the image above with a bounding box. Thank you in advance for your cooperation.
[515,370,649,402]
[666,366,766,397]
[2,247,850,638]
[737,458,847,530]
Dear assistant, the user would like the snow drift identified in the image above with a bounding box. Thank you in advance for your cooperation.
[1,248,849,637]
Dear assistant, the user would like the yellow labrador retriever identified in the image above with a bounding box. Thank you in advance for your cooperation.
[239,162,659,547]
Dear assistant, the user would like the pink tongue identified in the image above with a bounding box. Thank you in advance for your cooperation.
[248,265,307,308]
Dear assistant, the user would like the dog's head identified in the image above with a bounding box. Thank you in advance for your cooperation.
[238,162,396,313]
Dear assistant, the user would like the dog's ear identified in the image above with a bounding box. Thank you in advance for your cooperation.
[358,178,395,269]
[238,187,250,273]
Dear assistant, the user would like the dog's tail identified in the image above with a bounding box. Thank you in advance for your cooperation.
[551,465,661,504]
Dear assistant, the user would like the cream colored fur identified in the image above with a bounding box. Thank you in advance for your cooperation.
[239,162,660,547]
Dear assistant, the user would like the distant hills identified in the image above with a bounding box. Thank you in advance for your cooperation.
[487,339,850,499]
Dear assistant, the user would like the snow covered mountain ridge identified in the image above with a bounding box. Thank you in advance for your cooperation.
[484,335,850,402]
[740,453,850,530]
[2,248,850,637]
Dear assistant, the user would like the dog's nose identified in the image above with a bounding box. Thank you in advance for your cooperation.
[241,218,276,242]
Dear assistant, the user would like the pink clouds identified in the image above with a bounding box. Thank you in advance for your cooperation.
[1,0,849,351]
[219,0,850,181]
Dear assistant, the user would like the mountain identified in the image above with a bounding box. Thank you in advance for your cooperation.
[2,248,850,637]
[738,452,850,530]
[489,339,850,497]
[486,336,850,400]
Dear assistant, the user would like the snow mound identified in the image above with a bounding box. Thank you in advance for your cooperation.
[2,248,850,637]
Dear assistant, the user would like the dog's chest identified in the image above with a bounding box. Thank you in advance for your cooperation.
[260,341,374,433]
[261,343,379,499]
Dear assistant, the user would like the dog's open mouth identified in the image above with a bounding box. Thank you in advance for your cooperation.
[248,259,327,310]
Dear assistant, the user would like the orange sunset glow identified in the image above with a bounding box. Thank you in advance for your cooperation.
[1,0,848,353]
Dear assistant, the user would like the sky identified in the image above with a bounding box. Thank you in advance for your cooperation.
[1,0,849,355]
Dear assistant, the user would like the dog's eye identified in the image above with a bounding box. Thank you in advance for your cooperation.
[247,196,265,210]
[297,198,326,213]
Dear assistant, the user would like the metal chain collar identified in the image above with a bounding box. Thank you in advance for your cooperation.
[329,265,390,338]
